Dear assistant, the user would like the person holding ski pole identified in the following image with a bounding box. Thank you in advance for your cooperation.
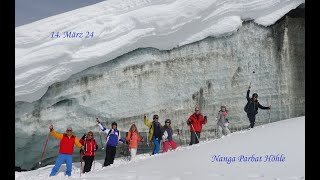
[48,125,84,177]
[244,85,271,128]
[96,118,125,167]
[187,107,207,145]
[216,105,231,138]
[126,123,144,161]
[144,114,162,155]
[161,119,177,153]
[79,131,98,173]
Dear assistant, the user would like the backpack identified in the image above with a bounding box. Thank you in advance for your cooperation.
[244,101,251,113]
[125,132,133,144]
[106,129,119,138]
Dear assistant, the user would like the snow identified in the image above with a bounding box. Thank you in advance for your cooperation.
[15,116,305,180]
[15,0,304,102]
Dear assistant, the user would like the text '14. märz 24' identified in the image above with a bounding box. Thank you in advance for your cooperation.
[51,31,94,38]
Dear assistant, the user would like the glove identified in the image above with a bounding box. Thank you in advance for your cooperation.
[187,119,192,124]
[96,118,100,123]
[95,145,98,152]
[49,125,53,131]
[204,116,207,120]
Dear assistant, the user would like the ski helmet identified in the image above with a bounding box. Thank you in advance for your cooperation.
[165,119,171,124]
[153,114,159,119]
[111,122,117,127]
[252,93,258,98]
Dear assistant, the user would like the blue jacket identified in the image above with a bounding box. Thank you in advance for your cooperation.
[98,123,124,147]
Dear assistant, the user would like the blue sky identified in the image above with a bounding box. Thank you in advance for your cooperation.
[15,0,105,27]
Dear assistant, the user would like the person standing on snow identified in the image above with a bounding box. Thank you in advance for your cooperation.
[216,105,231,138]
[187,106,207,145]
[96,118,125,167]
[161,119,177,153]
[48,125,84,177]
[144,114,162,155]
[126,123,144,161]
[79,131,98,173]
[244,85,271,128]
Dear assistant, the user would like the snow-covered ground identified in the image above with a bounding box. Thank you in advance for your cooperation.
[15,0,304,102]
[15,116,305,180]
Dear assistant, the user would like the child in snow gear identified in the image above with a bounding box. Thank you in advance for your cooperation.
[245,86,271,128]
[187,107,207,145]
[216,106,231,138]
[96,118,125,167]
[79,131,98,173]
[144,114,162,155]
[48,125,84,177]
[161,119,177,152]
[126,124,144,161]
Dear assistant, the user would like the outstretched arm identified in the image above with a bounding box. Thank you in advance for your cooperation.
[246,90,251,101]
[96,120,110,133]
[49,125,63,140]
[258,102,270,110]
[144,115,152,128]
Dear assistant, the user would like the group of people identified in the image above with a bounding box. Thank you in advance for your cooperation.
[47,86,271,177]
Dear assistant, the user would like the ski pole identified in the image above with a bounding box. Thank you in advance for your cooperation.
[190,124,200,142]
[80,152,83,177]
[39,131,50,168]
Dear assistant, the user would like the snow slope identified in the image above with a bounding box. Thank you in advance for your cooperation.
[15,116,305,180]
[15,0,304,102]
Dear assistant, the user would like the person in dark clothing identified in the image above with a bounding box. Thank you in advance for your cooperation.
[96,118,125,167]
[79,131,98,173]
[245,85,271,128]
[144,114,162,155]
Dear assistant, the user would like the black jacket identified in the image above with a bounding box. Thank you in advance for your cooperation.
[245,90,269,115]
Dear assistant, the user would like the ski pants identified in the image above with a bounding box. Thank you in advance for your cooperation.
[103,145,116,167]
[82,156,94,173]
[151,136,161,155]
[247,113,256,128]
[162,140,177,152]
[189,131,200,145]
[129,148,137,161]
[50,153,72,176]
[217,124,231,138]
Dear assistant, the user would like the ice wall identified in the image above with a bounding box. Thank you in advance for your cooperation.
[15,8,304,170]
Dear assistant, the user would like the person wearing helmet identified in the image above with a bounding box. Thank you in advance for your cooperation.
[96,118,125,167]
[216,106,231,138]
[161,119,177,153]
[144,114,162,155]
[244,85,271,128]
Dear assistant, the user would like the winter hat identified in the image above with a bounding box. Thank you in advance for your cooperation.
[252,93,258,98]
[165,119,171,124]
[153,114,159,119]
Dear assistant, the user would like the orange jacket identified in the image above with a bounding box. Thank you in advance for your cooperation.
[126,131,142,149]
[50,129,82,154]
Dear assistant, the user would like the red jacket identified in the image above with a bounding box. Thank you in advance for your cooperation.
[59,134,77,154]
[187,113,207,132]
[79,138,98,156]
[50,130,82,155]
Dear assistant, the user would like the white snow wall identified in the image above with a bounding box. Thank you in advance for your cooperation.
[15,8,304,170]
